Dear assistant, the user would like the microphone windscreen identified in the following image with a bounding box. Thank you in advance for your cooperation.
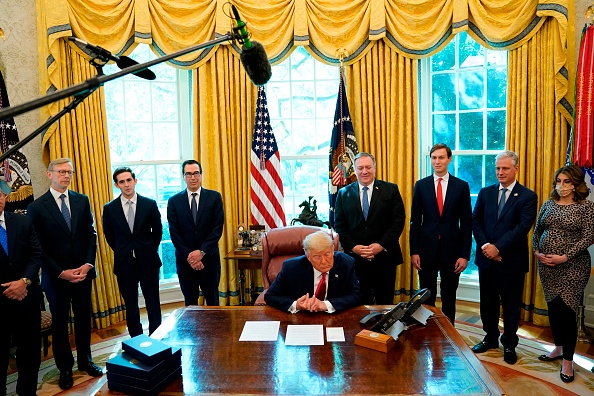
[239,41,272,86]
[117,56,156,81]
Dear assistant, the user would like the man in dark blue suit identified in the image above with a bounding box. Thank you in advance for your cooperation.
[334,152,405,305]
[27,158,102,390]
[471,150,537,364]
[103,167,163,337]
[410,143,472,325]
[167,160,224,306]
[265,231,361,313]
[0,182,42,396]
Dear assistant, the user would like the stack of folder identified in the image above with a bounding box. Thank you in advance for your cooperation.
[106,334,182,395]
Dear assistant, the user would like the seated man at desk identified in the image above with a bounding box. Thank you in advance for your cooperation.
[265,231,361,313]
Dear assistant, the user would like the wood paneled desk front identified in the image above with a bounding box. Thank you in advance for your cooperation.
[100,305,503,395]
[223,251,261,305]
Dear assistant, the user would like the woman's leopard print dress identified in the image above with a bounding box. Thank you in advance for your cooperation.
[532,199,594,312]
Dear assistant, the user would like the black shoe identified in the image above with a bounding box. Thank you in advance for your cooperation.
[58,370,74,390]
[538,354,563,362]
[78,362,103,377]
[504,348,517,364]
[471,341,498,353]
[560,369,574,383]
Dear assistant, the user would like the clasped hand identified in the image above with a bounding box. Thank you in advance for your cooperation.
[60,264,92,283]
[355,243,383,261]
[188,250,205,270]
[481,244,502,262]
[1,280,27,301]
[296,293,326,312]
[535,250,568,267]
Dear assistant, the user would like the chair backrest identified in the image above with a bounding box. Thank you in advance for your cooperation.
[261,225,339,289]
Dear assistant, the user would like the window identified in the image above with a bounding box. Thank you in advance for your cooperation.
[268,47,339,224]
[420,31,508,278]
[103,45,193,282]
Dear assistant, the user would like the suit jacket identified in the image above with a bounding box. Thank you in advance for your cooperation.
[409,174,472,264]
[472,182,537,274]
[167,188,224,275]
[103,194,163,276]
[0,211,42,286]
[264,252,361,312]
[334,180,405,265]
[27,190,97,288]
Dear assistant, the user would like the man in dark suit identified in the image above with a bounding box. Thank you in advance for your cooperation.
[471,150,537,365]
[103,167,163,337]
[334,152,405,305]
[265,231,361,313]
[27,158,102,390]
[409,143,472,325]
[0,181,42,396]
[167,160,224,306]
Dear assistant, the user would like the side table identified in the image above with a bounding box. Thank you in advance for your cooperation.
[224,251,262,305]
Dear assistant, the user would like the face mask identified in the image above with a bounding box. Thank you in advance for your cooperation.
[555,184,574,197]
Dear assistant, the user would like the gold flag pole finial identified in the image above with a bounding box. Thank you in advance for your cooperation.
[586,3,594,22]
[0,27,5,41]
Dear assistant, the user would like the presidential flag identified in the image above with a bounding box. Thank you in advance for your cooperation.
[329,69,359,226]
[250,86,287,229]
[572,23,594,167]
[0,70,34,214]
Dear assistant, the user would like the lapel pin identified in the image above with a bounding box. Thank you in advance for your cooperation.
[335,274,338,278]
[514,193,518,196]
[375,186,379,190]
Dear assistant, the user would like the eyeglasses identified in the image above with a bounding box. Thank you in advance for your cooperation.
[184,171,201,178]
[51,170,75,176]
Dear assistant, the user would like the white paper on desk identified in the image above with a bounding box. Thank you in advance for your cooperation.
[239,321,280,341]
[410,305,434,325]
[326,327,345,342]
[285,325,324,345]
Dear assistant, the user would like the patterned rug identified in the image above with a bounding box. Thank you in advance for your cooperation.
[7,324,594,395]
[457,322,594,395]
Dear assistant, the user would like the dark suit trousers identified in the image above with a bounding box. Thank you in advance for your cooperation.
[178,267,220,306]
[418,258,460,325]
[117,258,162,336]
[44,277,93,372]
[0,287,41,396]
[355,257,396,305]
[478,265,525,348]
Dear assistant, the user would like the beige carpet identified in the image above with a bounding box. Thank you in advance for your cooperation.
[457,322,594,395]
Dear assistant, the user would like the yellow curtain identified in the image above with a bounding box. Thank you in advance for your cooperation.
[36,0,572,322]
[507,18,570,326]
[346,41,419,302]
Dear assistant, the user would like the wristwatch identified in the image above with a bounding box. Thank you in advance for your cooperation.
[21,278,32,286]
[200,250,206,257]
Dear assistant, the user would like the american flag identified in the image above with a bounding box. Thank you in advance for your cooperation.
[250,86,287,229]
[329,70,359,226]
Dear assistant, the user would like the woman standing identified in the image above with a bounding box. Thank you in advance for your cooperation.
[533,165,594,383]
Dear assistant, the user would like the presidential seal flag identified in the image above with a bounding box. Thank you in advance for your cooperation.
[329,69,358,226]
[0,70,34,214]
[250,86,287,229]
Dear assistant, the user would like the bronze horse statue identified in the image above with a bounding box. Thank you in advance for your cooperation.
[291,196,332,229]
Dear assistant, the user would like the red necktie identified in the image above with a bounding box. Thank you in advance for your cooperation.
[437,177,444,216]
[315,272,327,300]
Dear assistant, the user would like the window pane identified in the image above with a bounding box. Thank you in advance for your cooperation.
[485,155,498,186]
[432,73,456,111]
[458,70,484,110]
[459,31,485,68]
[432,114,456,148]
[487,68,507,108]
[459,112,483,150]
[126,123,153,160]
[487,111,506,150]
[153,122,180,159]
[456,155,483,194]
[125,81,151,121]
[151,83,177,121]
[432,40,455,72]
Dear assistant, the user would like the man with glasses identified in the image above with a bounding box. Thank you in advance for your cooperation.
[103,167,163,337]
[27,158,102,390]
[167,160,224,306]
[265,231,361,313]
[0,180,42,396]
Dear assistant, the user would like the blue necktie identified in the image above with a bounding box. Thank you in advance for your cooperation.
[0,220,8,255]
[362,186,369,220]
[498,188,508,218]
[60,194,71,230]
[191,193,198,224]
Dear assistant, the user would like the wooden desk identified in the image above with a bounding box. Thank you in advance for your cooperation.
[224,252,261,305]
[101,305,503,395]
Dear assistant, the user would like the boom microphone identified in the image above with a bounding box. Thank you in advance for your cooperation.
[231,5,272,86]
[68,37,156,81]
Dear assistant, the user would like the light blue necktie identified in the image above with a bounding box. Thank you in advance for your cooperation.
[362,186,369,220]
[498,188,508,218]
[0,220,8,255]
[60,194,71,230]
[191,193,198,224]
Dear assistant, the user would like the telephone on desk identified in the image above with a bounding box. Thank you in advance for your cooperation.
[359,288,432,334]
